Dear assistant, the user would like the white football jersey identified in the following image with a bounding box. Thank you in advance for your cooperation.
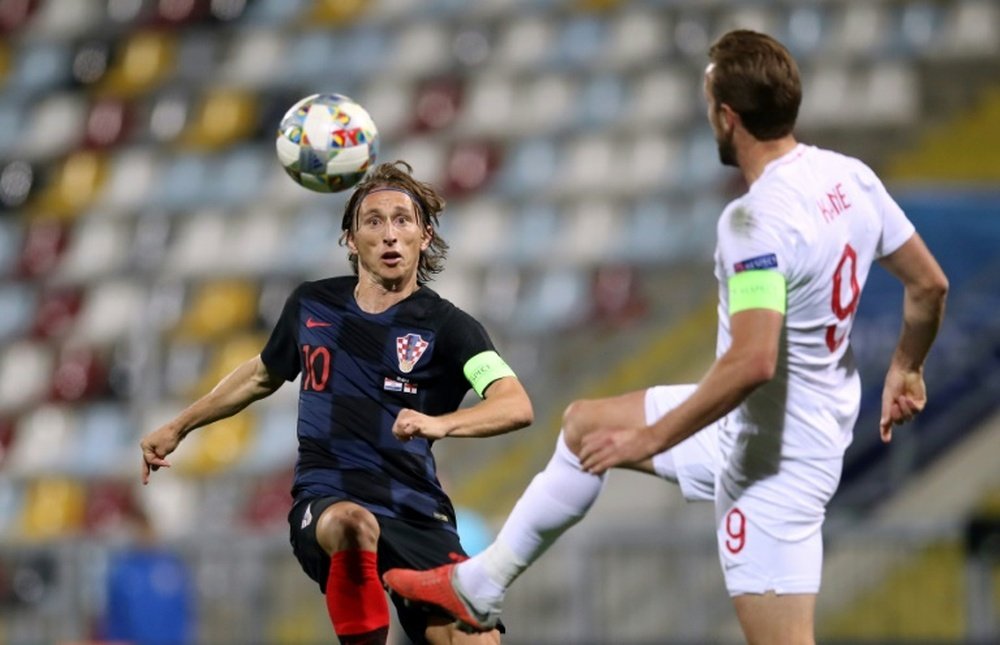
[713,144,914,534]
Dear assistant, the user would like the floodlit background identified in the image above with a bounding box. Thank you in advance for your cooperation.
[0,0,999,643]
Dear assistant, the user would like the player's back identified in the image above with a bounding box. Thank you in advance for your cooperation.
[717,143,915,457]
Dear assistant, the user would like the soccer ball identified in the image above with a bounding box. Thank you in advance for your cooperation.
[275,93,379,193]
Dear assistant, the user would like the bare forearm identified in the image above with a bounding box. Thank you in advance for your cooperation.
[892,286,947,370]
[442,379,534,438]
[174,356,282,438]
[651,351,768,453]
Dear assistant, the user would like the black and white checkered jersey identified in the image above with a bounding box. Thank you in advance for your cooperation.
[261,276,500,529]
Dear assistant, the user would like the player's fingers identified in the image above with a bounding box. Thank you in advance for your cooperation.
[142,457,150,484]
[879,417,893,443]
[895,396,914,421]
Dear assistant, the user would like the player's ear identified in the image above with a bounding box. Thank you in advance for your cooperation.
[720,103,739,131]
[345,231,358,254]
[420,225,432,251]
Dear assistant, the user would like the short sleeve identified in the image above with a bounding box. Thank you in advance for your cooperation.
[716,198,796,283]
[260,285,302,382]
[873,179,915,258]
[436,307,513,396]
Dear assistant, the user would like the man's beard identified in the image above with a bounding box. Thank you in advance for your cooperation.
[717,127,737,167]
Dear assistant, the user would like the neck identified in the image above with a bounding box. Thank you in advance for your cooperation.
[737,134,798,186]
[354,273,419,313]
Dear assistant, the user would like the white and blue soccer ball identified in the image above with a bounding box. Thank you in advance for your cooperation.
[275,93,379,193]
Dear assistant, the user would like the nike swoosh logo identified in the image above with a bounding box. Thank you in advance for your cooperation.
[305,317,332,328]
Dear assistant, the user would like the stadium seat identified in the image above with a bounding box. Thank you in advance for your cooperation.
[150,155,208,209]
[16,220,68,279]
[83,479,137,534]
[510,268,590,335]
[235,404,298,476]
[8,41,71,95]
[0,100,21,156]
[358,79,413,141]
[443,140,502,197]
[146,91,193,145]
[895,2,943,53]
[716,5,778,38]
[0,283,35,341]
[518,73,577,135]
[242,468,295,529]
[69,278,144,347]
[306,0,370,27]
[20,93,86,161]
[576,74,627,130]
[180,89,258,151]
[382,136,446,189]
[602,7,668,70]
[35,150,109,219]
[411,76,464,133]
[444,198,509,270]
[224,207,287,275]
[172,280,259,342]
[53,217,130,284]
[550,15,606,71]
[71,404,133,478]
[825,2,889,57]
[49,344,110,403]
[277,203,350,275]
[0,478,21,536]
[23,0,101,39]
[782,5,829,58]
[5,404,76,476]
[20,477,87,540]
[244,0,307,26]
[501,201,561,266]
[135,471,199,538]
[494,15,554,72]
[97,148,159,211]
[184,412,254,476]
[430,269,481,318]
[213,145,270,207]
[83,97,132,149]
[391,21,452,77]
[99,30,177,97]
[456,73,515,136]
[864,63,919,126]
[495,137,559,198]
[627,67,694,129]
[0,219,21,275]
[218,29,286,87]
[31,287,83,339]
[553,134,614,197]
[164,210,230,277]
[936,0,1000,57]
[558,200,623,265]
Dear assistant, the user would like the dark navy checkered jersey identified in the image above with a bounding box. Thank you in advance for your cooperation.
[261,276,498,529]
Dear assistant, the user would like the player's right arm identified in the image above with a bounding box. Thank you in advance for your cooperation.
[877,233,948,442]
[140,354,285,484]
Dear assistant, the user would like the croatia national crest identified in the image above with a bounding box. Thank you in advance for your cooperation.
[396,333,429,374]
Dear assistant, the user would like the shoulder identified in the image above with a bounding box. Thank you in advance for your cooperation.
[295,276,355,303]
[415,286,482,331]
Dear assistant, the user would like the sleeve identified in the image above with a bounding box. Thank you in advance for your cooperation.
[437,307,516,398]
[260,285,302,382]
[872,177,916,258]
[716,197,797,284]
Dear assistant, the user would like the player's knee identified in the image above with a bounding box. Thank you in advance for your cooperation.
[316,502,380,553]
[561,399,592,455]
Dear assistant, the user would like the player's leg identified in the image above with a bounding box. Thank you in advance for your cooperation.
[733,592,816,645]
[383,389,653,629]
[716,494,823,645]
[288,497,390,644]
[424,616,501,645]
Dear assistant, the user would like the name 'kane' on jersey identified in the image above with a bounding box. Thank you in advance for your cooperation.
[261,277,505,530]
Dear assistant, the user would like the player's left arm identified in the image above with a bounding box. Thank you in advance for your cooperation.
[393,350,534,441]
[580,270,784,474]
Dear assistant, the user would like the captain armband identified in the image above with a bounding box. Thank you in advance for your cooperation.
[728,270,787,315]
[463,351,516,398]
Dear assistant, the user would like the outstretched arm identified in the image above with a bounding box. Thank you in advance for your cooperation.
[580,306,783,473]
[877,233,948,442]
[392,376,534,441]
[140,354,285,483]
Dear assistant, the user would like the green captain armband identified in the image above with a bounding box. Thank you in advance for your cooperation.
[728,270,787,315]
[463,350,516,398]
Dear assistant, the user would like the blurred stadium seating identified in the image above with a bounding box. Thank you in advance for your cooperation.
[1,0,999,643]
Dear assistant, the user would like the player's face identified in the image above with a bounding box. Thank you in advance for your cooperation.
[704,69,737,168]
[348,189,431,288]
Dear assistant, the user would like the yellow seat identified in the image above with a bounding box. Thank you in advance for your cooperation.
[181,412,255,476]
[180,89,257,151]
[20,478,86,540]
[99,31,176,98]
[192,332,269,396]
[173,280,259,342]
[304,0,369,26]
[33,151,108,219]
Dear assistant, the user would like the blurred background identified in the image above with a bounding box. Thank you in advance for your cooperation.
[0,0,998,643]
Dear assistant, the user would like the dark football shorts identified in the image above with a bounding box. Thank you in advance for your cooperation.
[288,496,504,643]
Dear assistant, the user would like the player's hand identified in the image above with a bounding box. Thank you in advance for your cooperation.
[879,365,927,443]
[140,424,183,485]
[392,409,448,442]
[579,425,659,475]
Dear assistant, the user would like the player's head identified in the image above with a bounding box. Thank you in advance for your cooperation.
[704,30,801,166]
[341,160,449,285]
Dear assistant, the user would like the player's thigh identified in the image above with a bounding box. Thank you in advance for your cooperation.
[732,591,816,645]
[424,618,501,645]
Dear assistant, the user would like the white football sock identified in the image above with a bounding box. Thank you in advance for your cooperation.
[455,432,606,607]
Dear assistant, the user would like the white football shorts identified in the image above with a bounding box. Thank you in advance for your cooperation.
[645,384,824,596]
